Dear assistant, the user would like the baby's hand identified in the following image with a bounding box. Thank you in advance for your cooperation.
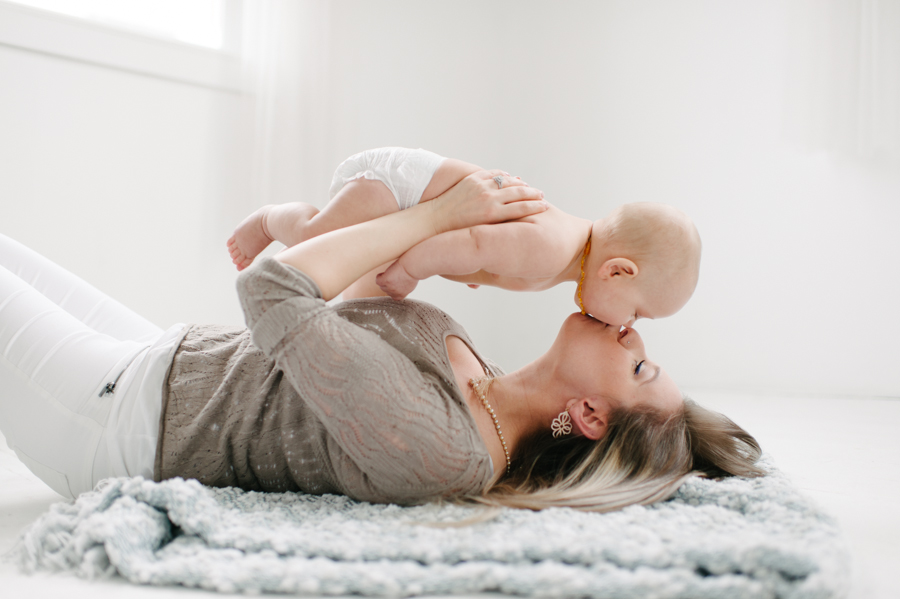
[376,261,419,300]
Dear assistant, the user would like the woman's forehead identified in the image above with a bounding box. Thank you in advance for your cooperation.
[637,367,682,412]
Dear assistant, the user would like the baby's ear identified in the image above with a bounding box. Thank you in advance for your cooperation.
[598,258,639,280]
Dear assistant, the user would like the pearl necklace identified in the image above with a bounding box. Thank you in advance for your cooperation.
[469,376,511,474]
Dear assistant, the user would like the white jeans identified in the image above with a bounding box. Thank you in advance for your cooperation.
[0,234,184,498]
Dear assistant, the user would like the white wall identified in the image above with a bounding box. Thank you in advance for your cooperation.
[324,0,900,397]
[1,1,897,398]
[0,40,247,329]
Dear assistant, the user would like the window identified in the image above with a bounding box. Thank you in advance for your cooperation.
[4,0,228,49]
[0,0,240,91]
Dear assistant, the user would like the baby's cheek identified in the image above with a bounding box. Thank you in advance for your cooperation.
[585,304,620,326]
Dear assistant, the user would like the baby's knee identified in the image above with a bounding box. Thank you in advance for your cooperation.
[329,147,445,211]
[334,178,398,216]
[421,158,481,202]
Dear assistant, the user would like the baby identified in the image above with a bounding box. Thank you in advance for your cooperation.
[227,147,701,327]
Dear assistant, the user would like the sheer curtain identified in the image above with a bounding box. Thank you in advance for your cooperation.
[785,0,900,165]
[239,0,333,217]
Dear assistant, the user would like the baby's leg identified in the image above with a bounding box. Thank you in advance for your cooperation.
[300,152,479,233]
[304,178,401,237]
[228,148,480,276]
[227,203,320,271]
[306,157,480,241]
[338,159,481,299]
[227,182,403,272]
[419,158,481,202]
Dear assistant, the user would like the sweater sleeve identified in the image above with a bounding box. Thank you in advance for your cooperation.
[235,257,491,503]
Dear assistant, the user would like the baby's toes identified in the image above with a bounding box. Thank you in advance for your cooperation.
[228,243,244,257]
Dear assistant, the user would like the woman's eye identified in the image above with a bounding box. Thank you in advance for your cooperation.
[634,360,645,375]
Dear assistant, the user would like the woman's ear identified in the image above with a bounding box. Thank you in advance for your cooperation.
[566,397,611,441]
[598,258,639,281]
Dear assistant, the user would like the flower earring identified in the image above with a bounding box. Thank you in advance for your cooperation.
[551,409,573,438]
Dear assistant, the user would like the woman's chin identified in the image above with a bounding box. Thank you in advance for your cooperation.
[560,312,615,341]
[572,312,611,328]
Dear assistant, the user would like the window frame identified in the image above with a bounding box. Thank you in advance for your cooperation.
[0,0,241,93]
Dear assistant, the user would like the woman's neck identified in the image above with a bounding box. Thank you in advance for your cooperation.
[487,359,567,458]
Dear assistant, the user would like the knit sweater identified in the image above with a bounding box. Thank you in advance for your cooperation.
[153,258,498,505]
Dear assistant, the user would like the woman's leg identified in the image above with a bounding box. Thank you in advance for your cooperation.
[0,234,161,343]
[0,236,158,498]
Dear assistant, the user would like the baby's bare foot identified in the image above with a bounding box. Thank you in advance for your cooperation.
[227,205,273,271]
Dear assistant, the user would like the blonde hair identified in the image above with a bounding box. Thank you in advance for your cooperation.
[471,399,763,513]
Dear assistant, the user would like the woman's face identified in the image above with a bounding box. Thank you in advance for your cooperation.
[554,313,682,415]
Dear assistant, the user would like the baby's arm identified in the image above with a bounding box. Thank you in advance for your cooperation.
[376,220,563,299]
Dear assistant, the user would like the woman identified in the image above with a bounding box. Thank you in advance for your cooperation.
[0,171,762,512]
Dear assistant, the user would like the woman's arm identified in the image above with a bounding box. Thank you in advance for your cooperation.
[272,171,546,300]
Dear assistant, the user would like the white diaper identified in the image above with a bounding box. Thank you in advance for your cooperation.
[329,147,446,211]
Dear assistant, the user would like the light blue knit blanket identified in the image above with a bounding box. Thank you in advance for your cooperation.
[13,458,848,598]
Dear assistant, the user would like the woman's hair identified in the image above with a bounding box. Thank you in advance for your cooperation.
[472,398,763,513]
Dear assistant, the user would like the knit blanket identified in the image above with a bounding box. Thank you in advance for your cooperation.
[12,458,848,598]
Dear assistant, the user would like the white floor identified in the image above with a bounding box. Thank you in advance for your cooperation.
[1,390,898,599]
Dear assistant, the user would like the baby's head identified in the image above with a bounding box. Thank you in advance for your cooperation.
[578,202,701,327]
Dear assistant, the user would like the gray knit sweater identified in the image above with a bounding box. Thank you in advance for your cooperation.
[153,258,498,505]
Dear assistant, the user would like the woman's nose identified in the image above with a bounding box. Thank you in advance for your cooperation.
[618,326,642,348]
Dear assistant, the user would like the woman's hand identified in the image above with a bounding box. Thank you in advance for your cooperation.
[428,170,547,236]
